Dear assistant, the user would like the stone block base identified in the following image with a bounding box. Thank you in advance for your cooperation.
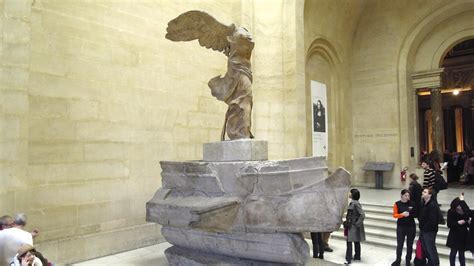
[165,245,296,265]
[162,227,309,264]
[203,139,268,161]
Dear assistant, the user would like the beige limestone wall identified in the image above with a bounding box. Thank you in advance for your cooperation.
[241,0,306,159]
[1,0,31,227]
[350,0,474,187]
[304,0,365,172]
[1,0,247,263]
[1,0,312,262]
[351,0,435,187]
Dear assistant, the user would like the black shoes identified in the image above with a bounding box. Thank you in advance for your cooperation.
[324,247,333,252]
[405,259,412,266]
[391,258,411,266]
[312,254,324,259]
[353,257,361,261]
[391,260,401,266]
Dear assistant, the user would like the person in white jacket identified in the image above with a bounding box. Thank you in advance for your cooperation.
[0,214,38,266]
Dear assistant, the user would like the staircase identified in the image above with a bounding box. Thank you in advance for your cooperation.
[332,202,474,263]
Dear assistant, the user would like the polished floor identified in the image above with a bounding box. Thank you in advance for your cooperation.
[76,186,474,265]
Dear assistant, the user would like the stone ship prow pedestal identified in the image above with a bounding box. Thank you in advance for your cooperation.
[146,139,351,265]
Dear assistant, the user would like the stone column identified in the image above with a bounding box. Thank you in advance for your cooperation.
[411,69,444,162]
[429,87,444,161]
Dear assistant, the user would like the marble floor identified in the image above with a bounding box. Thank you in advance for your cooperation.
[75,186,474,265]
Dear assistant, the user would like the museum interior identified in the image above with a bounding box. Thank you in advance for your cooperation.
[1,0,473,264]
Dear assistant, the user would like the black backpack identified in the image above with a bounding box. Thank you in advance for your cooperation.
[434,170,447,191]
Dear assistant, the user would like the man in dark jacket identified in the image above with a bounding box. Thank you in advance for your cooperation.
[418,188,440,266]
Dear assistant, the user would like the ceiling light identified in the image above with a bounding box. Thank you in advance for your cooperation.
[453,90,460,95]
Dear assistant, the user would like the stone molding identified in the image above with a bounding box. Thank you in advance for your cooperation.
[411,68,444,89]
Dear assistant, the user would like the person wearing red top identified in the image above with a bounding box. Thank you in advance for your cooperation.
[392,189,416,266]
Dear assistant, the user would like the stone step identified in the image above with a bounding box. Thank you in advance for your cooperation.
[363,219,449,237]
[362,202,450,215]
[362,214,449,233]
[344,225,447,244]
[350,202,450,234]
[331,229,473,263]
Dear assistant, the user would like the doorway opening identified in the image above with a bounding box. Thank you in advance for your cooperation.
[418,38,474,184]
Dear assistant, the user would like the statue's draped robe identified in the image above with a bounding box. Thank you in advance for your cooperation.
[208,42,253,140]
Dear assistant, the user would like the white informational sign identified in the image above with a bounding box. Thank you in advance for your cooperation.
[311,80,328,157]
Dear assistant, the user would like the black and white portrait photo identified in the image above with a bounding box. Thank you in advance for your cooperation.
[313,100,326,133]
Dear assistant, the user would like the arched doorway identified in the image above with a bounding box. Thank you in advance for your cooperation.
[417,38,474,183]
[397,1,474,177]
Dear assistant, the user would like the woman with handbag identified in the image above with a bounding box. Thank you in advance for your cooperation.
[344,188,365,265]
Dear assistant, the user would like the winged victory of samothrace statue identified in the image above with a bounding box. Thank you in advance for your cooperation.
[166,10,255,141]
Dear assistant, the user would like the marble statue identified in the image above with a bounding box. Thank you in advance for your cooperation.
[147,10,352,265]
[166,10,254,141]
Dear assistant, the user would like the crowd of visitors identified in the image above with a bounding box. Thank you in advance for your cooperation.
[310,156,473,266]
[444,150,474,184]
[0,213,48,266]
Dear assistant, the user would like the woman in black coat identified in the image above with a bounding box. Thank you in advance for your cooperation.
[446,195,470,266]
[408,174,422,217]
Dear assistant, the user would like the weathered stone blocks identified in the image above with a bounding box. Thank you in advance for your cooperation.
[162,227,309,264]
[147,139,351,264]
[203,139,268,161]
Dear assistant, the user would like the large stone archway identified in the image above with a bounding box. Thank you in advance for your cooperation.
[397,0,474,170]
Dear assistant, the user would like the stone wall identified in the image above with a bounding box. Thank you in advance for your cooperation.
[0,0,311,263]
[304,0,365,172]
[242,0,305,159]
[3,0,473,262]
[1,0,245,263]
[1,0,31,234]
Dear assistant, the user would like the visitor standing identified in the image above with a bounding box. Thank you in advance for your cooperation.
[392,189,417,266]
[310,232,324,259]
[322,232,333,252]
[408,174,422,217]
[421,160,438,204]
[418,188,440,266]
[0,215,13,230]
[446,194,470,266]
[0,214,36,266]
[344,188,365,265]
[464,152,474,184]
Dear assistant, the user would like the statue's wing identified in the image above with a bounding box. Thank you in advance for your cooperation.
[165,10,235,54]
